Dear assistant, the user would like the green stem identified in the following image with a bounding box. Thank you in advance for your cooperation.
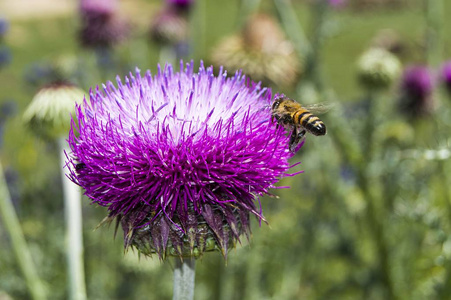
[238,0,261,28]
[173,258,196,300]
[275,0,329,90]
[273,0,312,60]
[425,0,444,67]
[325,90,396,298]
[58,138,87,300]
[319,92,362,166]
[0,162,47,300]
[356,168,396,300]
[305,0,329,90]
[438,160,451,300]
[363,92,377,161]
[358,92,396,299]
[243,247,263,300]
[190,0,207,62]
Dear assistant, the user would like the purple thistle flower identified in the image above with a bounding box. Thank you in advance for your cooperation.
[440,60,451,95]
[67,61,299,259]
[399,65,434,117]
[166,0,194,10]
[78,0,129,49]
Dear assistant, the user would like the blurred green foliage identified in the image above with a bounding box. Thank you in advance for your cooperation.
[1,0,451,299]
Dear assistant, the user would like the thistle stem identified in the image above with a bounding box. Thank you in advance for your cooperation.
[0,161,47,300]
[273,0,312,59]
[425,0,444,67]
[306,0,329,91]
[173,258,196,300]
[58,138,87,300]
[438,160,451,300]
[358,93,396,299]
[238,0,261,27]
[190,0,206,62]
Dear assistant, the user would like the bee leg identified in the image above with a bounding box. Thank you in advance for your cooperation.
[288,127,296,144]
[297,129,306,141]
[272,115,281,128]
[288,127,298,151]
[289,129,306,153]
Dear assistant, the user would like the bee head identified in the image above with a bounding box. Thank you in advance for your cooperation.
[272,95,286,110]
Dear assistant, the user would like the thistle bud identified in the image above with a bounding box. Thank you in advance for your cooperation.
[23,83,85,139]
[357,47,401,90]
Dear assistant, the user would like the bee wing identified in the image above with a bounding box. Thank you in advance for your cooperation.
[302,102,335,115]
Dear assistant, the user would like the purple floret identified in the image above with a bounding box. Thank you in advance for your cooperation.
[441,61,451,93]
[401,66,433,100]
[68,61,298,258]
[399,65,434,117]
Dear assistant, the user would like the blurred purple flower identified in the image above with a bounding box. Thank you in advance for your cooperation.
[78,0,129,48]
[0,18,9,38]
[80,0,117,15]
[166,0,194,10]
[67,61,298,259]
[440,60,451,95]
[23,61,62,88]
[0,100,17,149]
[328,0,347,8]
[0,46,11,68]
[399,65,434,117]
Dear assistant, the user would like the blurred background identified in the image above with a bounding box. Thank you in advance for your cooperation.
[1,0,451,299]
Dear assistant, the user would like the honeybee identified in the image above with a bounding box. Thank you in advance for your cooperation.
[271,96,328,152]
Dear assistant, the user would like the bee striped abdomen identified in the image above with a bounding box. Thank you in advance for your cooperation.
[294,110,326,136]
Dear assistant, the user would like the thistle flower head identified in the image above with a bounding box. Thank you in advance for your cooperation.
[357,47,401,90]
[212,14,301,88]
[67,61,298,259]
[399,65,434,118]
[23,83,86,139]
[440,60,451,95]
[78,0,129,48]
